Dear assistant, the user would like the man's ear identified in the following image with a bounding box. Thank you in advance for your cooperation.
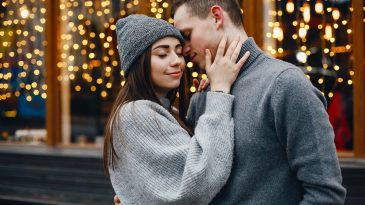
[210,5,224,30]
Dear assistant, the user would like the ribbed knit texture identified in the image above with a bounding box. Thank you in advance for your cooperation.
[188,38,346,205]
[110,92,235,205]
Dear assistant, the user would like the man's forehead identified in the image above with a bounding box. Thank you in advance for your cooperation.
[173,5,193,29]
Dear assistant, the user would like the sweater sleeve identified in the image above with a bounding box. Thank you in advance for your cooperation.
[111,92,235,204]
[272,68,346,205]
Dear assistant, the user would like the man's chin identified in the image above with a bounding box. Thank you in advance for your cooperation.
[198,62,206,70]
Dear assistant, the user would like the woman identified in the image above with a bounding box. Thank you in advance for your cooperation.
[103,14,249,205]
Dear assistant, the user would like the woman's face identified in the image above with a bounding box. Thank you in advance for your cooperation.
[150,37,185,98]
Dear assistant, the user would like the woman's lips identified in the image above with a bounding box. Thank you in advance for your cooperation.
[168,71,182,77]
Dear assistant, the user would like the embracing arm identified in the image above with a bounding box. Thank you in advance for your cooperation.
[111,92,234,204]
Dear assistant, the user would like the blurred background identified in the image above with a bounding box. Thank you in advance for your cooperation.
[0,0,364,204]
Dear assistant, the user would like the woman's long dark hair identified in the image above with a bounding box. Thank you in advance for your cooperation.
[103,45,193,176]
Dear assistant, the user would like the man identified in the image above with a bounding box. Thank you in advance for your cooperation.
[173,0,345,204]
[115,0,346,204]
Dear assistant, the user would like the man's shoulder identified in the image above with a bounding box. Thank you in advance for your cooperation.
[263,56,301,74]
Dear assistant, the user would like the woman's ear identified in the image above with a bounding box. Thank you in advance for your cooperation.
[210,5,224,30]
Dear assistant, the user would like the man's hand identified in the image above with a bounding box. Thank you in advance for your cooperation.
[114,195,122,205]
[193,78,210,92]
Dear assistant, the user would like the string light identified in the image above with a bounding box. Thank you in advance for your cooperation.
[265,0,354,100]
[286,0,294,14]
[315,0,324,14]
[0,0,47,102]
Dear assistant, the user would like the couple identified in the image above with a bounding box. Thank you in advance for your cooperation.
[104,0,346,204]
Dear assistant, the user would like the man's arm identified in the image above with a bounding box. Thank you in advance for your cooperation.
[272,68,346,205]
[186,91,208,128]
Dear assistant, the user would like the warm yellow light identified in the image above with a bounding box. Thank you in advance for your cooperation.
[332,8,340,21]
[303,3,310,23]
[338,78,343,83]
[190,86,197,93]
[348,80,353,85]
[315,0,323,14]
[299,28,307,39]
[69,74,75,80]
[273,27,284,41]
[31,82,37,88]
[26,96,32,102]
[75,85,81,92]
[318,78,324,84]
[41,93,47,99]
[328,92,333,98]
[20,6,29,18]
[101,91,108,98]
[85,1,93,7]
[324,25,332,40]
[286,0,295,14]
[296,51,307,63]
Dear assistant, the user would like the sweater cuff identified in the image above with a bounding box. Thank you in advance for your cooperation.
[205,91,234,116]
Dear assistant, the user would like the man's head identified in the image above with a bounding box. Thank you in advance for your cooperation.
[172,0,246,68]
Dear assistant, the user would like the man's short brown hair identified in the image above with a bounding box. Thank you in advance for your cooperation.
[171,0,243,28]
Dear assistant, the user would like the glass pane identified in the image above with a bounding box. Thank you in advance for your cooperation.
[0,0,47,144]
[59,0,192,145]
[264,0,354,150]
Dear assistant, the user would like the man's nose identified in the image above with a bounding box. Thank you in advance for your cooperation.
[183,41,191,56]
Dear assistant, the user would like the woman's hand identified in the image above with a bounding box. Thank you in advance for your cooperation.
[205,35,250,93]
[114,195,122,205]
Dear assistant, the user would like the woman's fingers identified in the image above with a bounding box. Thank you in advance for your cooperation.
[225,35,240,58]
[215,35,228,60]
[231,39,244,62]
[205,49,212,71]
[235,51,250,71]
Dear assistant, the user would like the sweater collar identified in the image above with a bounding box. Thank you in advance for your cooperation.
[237,37,263,77]
[158,97,171,110]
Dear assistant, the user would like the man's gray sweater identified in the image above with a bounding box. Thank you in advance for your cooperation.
[110,92,235,205]
[187,38,346,205]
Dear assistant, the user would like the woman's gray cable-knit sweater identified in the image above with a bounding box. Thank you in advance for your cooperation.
[109,92,235,205]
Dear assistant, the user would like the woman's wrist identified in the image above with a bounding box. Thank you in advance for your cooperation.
[210,86,230,94]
